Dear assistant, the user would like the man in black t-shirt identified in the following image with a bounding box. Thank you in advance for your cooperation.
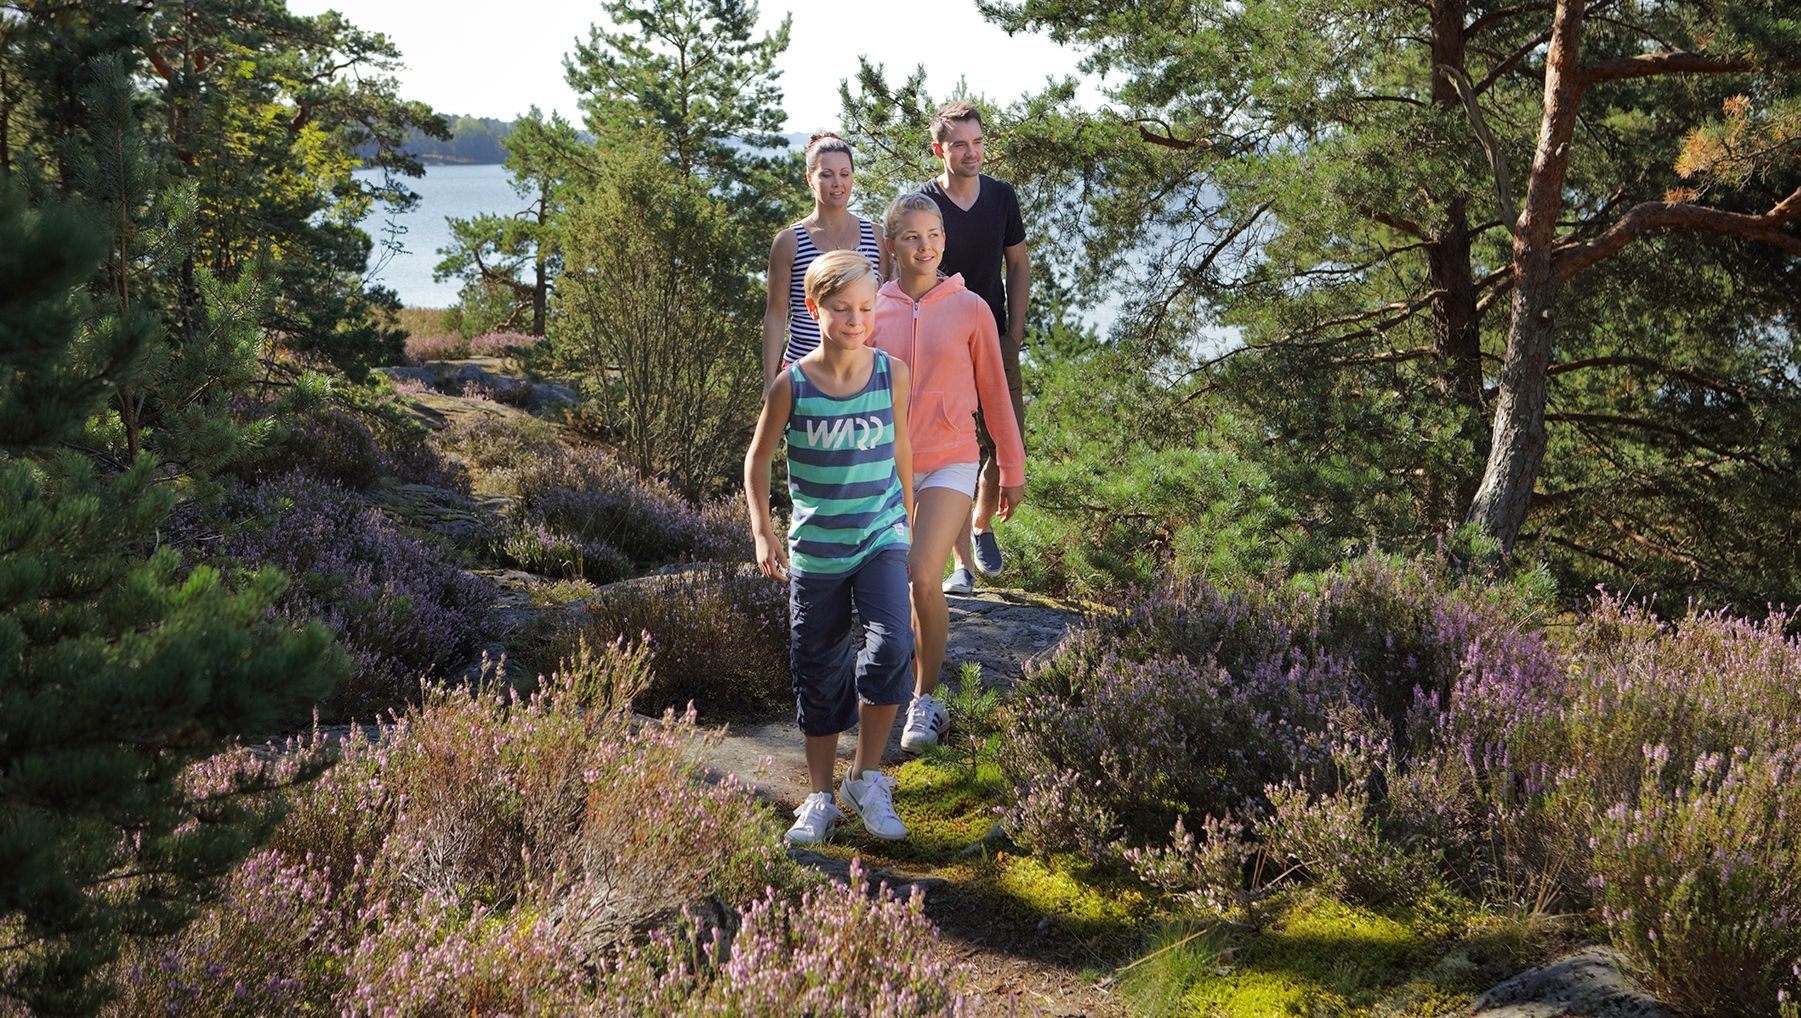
[921,100,1029,594]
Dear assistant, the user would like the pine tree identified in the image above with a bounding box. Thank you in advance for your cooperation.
[0,184,345,1014]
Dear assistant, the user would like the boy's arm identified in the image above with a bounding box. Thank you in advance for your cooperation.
[890,358,914,512]
[744,373,793,581]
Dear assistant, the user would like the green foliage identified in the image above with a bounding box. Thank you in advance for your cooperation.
[863,0,1801,610]
[565,0,795,225]
[1007,347,1297,597]
[550,142,761,498]
[570,564,790,717]
[0,185,344,1015]
[435,108,581,338]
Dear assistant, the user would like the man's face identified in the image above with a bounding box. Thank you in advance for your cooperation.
[932,118,984,179]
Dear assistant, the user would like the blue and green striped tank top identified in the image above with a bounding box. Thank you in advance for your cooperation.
[785,351,909,577]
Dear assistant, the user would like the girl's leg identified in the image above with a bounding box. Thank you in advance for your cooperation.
[909,486,975,698]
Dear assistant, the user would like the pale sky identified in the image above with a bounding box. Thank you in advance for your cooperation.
[285,0,1096,132]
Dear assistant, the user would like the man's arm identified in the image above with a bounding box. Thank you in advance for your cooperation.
[1003,239,1030,347]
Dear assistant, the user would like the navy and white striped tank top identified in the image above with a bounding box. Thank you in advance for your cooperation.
[784,351,909,577]
[784,219,882,364]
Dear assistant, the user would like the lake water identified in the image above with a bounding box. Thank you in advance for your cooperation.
[357,163,516,308]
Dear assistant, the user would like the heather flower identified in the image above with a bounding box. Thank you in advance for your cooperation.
[217,472,496,712]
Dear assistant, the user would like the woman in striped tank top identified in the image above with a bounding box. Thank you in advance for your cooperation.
[745,250,916,846]
[760,133,889,393]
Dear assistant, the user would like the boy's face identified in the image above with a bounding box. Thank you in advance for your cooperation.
[806,275,878,349]
[931,118,984,179]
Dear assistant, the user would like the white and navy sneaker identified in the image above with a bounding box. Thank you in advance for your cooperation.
[785,791,843,846]
[900,693,951,754]
[840,770,907,840]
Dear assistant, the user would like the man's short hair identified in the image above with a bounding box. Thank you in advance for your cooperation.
[930,100,985,145]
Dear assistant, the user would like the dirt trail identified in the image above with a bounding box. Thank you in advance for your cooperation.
[705,588,1129,1017]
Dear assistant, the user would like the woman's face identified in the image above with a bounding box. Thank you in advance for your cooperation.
[807,151,853,210]
[887,210,944,277]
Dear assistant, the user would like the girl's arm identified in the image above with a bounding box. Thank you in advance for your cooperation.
[761,228,798,394]
[744,372,794,580]
[890,358,914,513]
[968,305,1026,499]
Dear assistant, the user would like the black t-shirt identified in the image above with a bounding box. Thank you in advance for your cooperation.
[921,175,1026,332]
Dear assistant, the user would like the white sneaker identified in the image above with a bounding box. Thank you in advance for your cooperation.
[785,791,842,846]
[900,693,951,754]
[942,568,974,595]
[840,769,907,840]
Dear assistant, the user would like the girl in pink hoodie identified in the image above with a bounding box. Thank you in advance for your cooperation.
[871,193,1026,754]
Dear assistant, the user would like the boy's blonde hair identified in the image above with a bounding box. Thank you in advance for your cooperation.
[883,192,943,238]
[804,249,876,305]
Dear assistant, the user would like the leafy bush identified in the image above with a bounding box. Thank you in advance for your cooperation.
[589,861,978,1016]
[573,564,790,717]
[219,472,496,713]
[1006,350,1298,600]
[107,643,975,1015]
[1416,597,1801,1011]
[469,331,540,357]
[1590,746,1801,1017]
[403,331,471,363]
[998,554,1554,897]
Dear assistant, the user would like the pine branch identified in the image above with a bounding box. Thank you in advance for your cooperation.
[1553,184,1801,280]
[1576,51,1758,88]
[1547,411,1778,474]
[1547,355,1749,399]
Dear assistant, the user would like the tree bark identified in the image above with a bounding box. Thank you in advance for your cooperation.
[1467,0,1587,551]
[1427,0,1487,518]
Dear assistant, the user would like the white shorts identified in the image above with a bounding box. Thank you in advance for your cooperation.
[913,462,979,499]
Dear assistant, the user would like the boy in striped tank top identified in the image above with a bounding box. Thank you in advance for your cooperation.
[745,250,916,845]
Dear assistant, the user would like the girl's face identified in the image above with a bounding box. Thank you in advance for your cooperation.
[807,151,853,210]
[806,275,878,350]
[887,211,944,277]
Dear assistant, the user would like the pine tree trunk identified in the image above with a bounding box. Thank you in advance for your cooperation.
[1468,0,1587,551]
[532,194,549,336]
[1427,0,1488,519]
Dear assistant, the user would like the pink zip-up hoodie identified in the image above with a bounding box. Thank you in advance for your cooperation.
[871,273,1025,487]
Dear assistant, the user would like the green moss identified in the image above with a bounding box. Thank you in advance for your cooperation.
[1107,890,1560,1017]
[991,853,1151,938]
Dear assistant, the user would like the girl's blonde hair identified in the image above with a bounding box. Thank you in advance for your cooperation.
[804,132,855,175]
[883,192,943,238]
[804,249,876,305]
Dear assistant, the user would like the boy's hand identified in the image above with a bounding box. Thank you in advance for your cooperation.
[996,484,1026,522]
[754,533,790,581]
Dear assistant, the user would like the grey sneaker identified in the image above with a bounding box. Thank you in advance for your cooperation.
[840,770,907,840]
[785,791,842,846]
[972,530,1004,576]
[942,567,974,595]
[900,693,950,754]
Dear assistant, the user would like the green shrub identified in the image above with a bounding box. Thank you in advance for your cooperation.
[573,565,789,717]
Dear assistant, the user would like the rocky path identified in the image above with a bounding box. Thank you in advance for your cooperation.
[703,587,1130,1017]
